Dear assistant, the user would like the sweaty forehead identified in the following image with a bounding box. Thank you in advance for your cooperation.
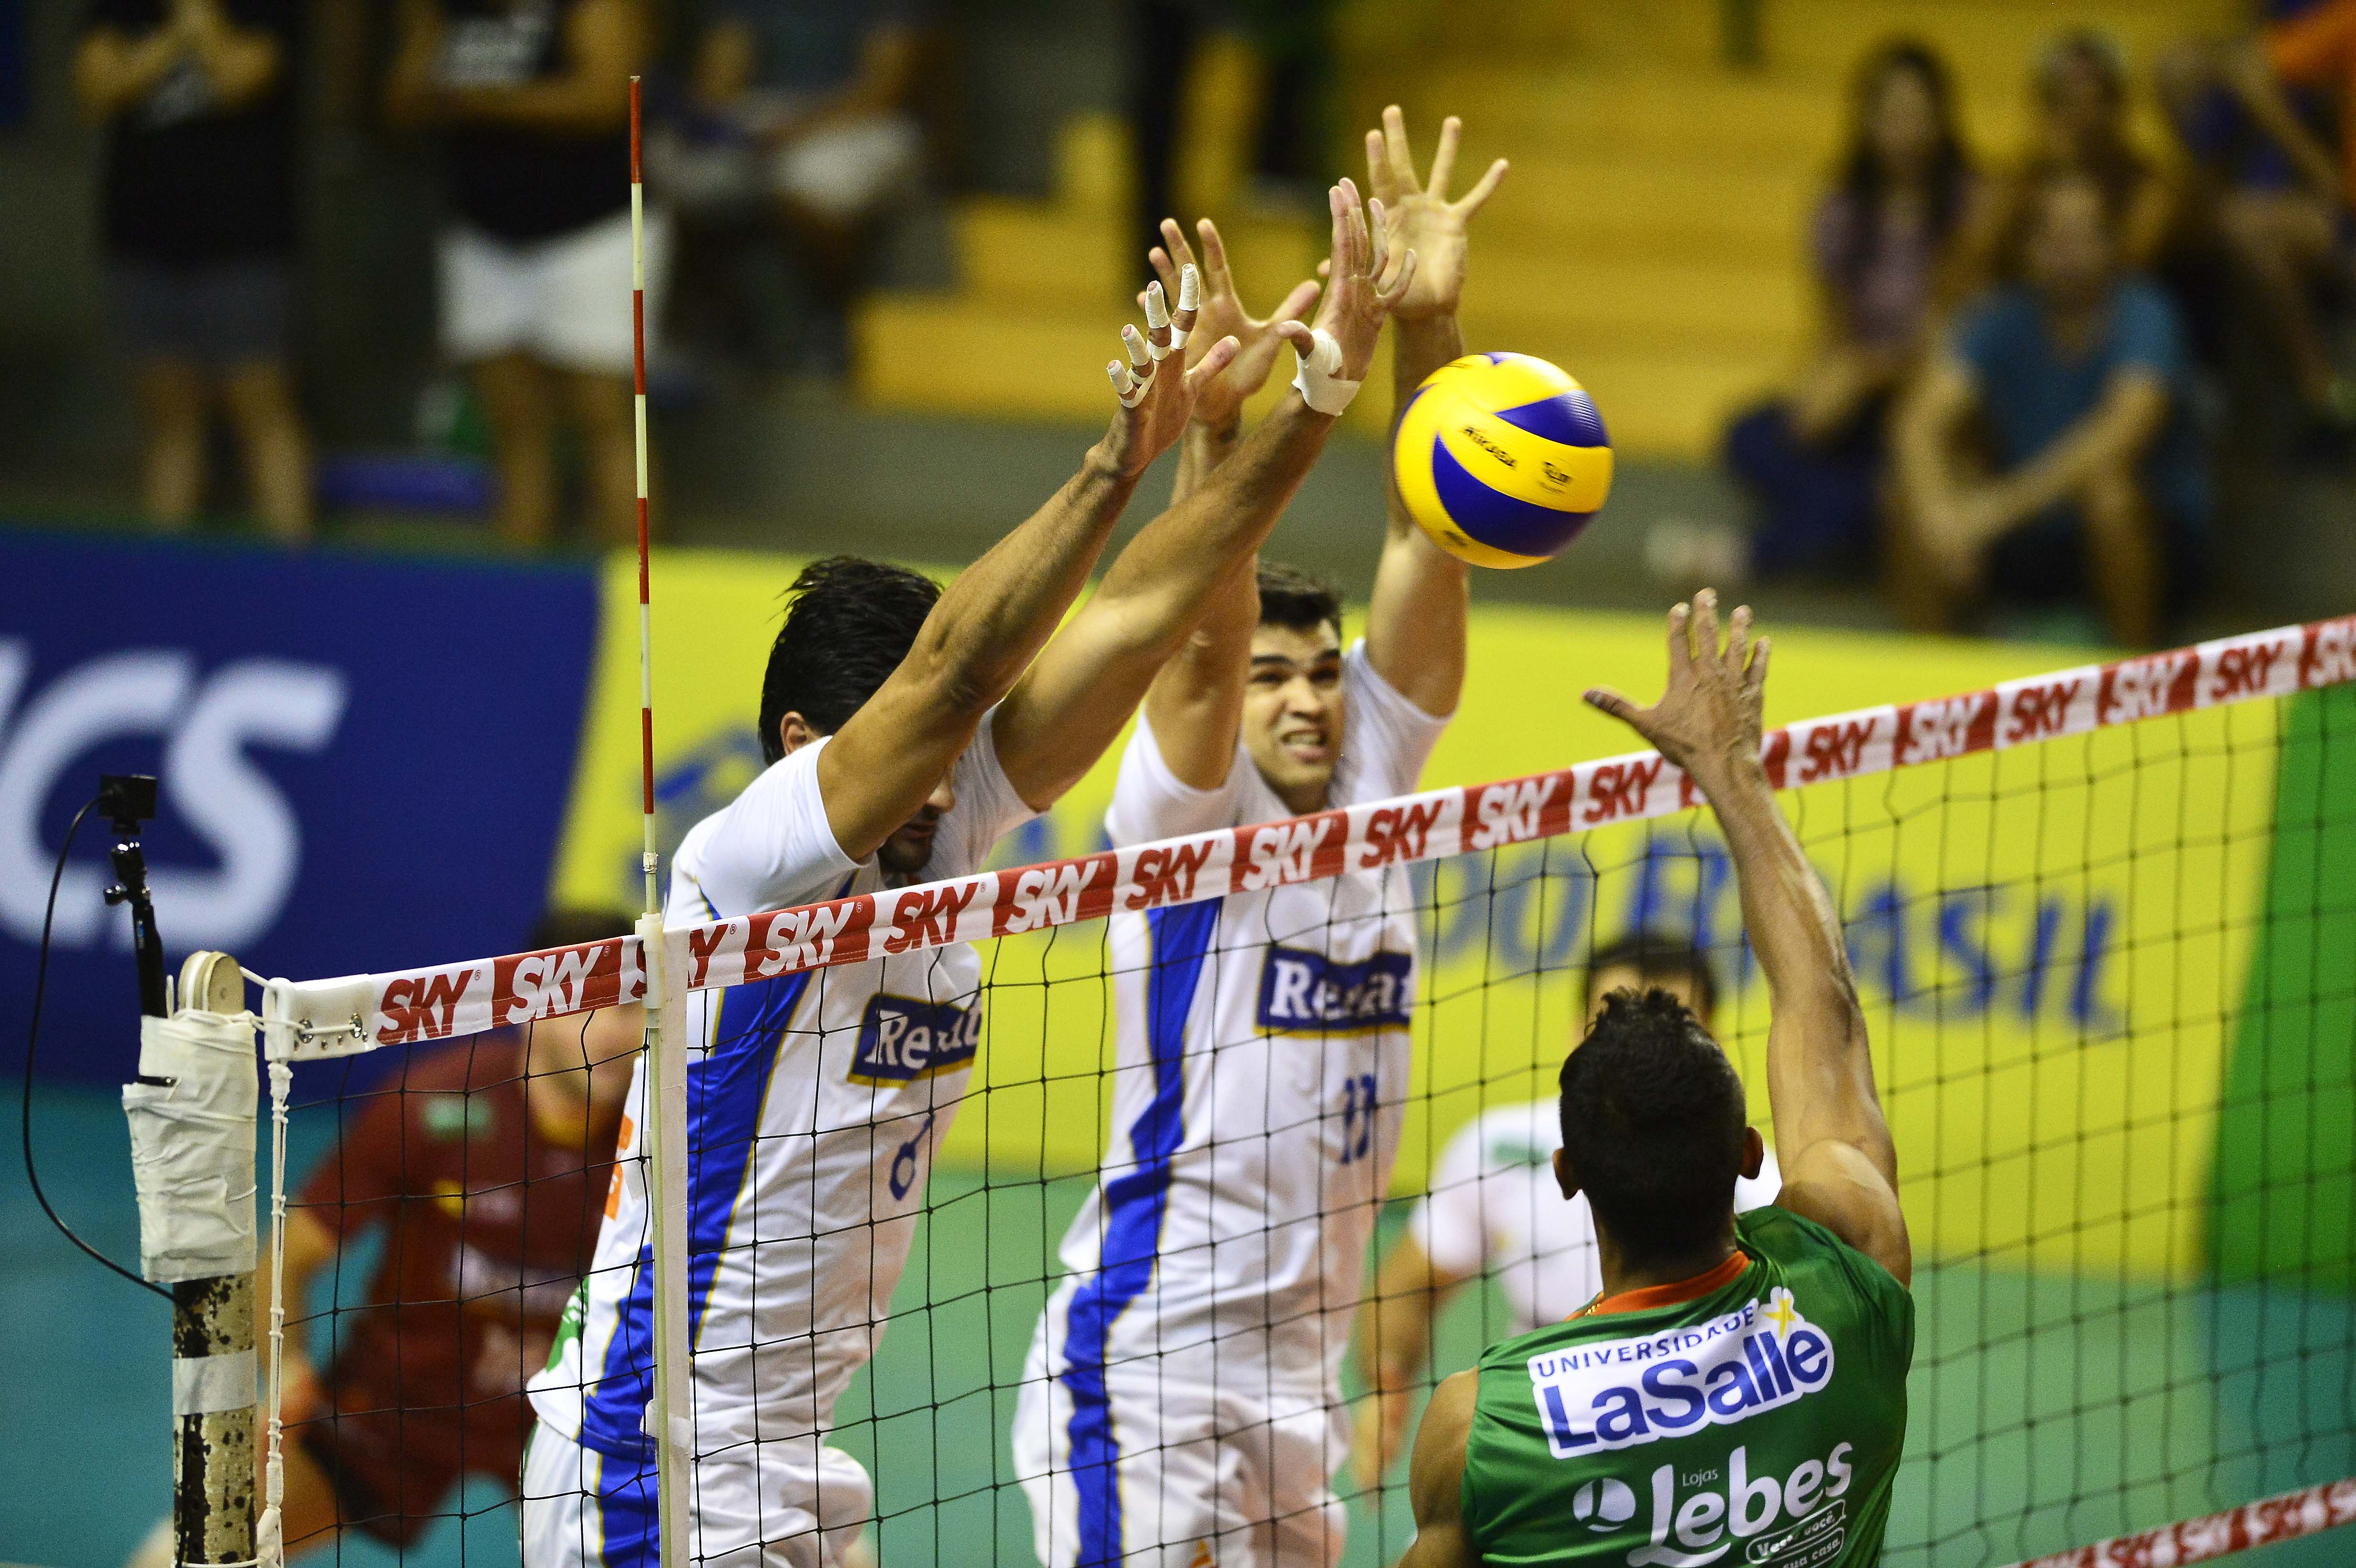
[1250,623,1342,666]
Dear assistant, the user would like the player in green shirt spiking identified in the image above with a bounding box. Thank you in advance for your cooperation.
[1395,590,1913,1568]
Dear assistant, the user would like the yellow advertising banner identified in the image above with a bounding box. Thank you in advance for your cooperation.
[555,551,2277,1277]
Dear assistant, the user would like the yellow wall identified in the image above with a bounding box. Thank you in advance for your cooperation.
[556,552,2275,1277]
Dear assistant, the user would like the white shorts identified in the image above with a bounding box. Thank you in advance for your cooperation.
[521,1423,872,1568]
[1011,1318,1347,1568]
[439,207,673,376]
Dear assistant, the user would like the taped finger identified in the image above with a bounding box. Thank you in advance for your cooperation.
[1144,282,1173,359]
[1110,359,1145,407]
[1168,263,1199,349]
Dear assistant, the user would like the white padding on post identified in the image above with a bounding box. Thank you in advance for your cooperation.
[174,1348,256,1415]
[1290,328,1360,415]
[123,1009,259,1282]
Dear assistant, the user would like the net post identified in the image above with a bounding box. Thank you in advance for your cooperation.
[636,915,692,1564]
[147,951,258,1568]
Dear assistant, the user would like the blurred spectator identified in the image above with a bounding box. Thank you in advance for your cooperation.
[1128,0,1330,273]
[385,0,659,547]
[74,0,312,540]
[1892,169,2209,647]
[2158,6,2356,424]
[1722,40,1979,579]
[656,0,926,379]
[1971,31,2178,283]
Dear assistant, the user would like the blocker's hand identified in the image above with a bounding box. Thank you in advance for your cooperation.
[1364,106,1506,322]
[1583,590,1769,791]
[1100,268,1239,479]
[1145,217,1320,434]
[1294,176,1417,385]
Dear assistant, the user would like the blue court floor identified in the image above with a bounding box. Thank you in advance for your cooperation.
[6,1080,2351,1568]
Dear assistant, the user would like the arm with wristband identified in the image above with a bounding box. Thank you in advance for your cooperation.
[991,179,1416,808]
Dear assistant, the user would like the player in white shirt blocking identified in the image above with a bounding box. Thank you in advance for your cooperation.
[1345,931,1783,1491]
[1012,108,1505,1568]
[523,181,1417,1568]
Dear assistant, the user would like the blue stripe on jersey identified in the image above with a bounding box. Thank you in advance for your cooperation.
[576,956,822,1459]
[592,1448,659,1568]
[1061,899,1219,1565]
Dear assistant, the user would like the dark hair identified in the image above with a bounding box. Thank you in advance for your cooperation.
[1559,989,1749,1269]
[1829,39,1973,295]
[530,908,638,949]
[1583,931,1721,1022]
[757,556,942,765]
[1256,561,1342,639]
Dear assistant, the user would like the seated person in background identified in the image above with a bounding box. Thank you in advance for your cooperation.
[1392,595,1913,1568]
[662,0,927,377]
[2158,2,2356,425]
[385,0,659,547]
[1892,168,2209,647]
[1350,931,1784,1490]
[73,0,312,540]
[1720,39,1979,583]
[1970,30,2179,285]
[125,910,642,1565]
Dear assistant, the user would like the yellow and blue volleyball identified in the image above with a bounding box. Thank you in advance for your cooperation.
[1391,352,1613,568]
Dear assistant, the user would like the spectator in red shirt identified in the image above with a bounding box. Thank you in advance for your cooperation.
[125,910,642,1566]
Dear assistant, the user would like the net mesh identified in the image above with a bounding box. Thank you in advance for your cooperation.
[255,626,2356,1568]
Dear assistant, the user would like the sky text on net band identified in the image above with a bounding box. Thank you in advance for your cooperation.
[262,613,2356,1058]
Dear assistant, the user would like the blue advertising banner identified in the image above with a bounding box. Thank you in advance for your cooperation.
[0,531,600,1083]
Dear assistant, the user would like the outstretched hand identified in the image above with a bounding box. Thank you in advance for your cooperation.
[1364,106,1506,322]
[1099,267,1240,479]
[1297,176,1418,383]
[1145,217,1320,434]
[1583,590,1769,789]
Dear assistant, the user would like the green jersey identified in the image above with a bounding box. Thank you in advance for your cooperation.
[1462,1207,1912,1568]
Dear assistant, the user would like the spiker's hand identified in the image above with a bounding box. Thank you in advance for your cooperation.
[1583,590,1770,789]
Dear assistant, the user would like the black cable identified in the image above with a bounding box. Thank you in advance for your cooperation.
[20,795,169,1299]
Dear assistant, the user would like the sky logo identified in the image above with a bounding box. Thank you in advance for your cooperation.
[850,994,982,1084]
[1256,946,1414,1034]
[1528,1287,1835,1459]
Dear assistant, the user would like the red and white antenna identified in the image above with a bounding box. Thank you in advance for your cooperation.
[628,75,691,1568]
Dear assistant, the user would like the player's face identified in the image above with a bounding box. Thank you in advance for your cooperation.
[879,773,959,876]
[1242,622,1346,815]
[1585,963,1715,1034]
[1866,64,1938,174]
[2026,180,2116,310]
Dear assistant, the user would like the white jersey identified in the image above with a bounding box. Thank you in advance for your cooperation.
[1041,643,1449,1399]
[1408,1099,1783,1335]
[530,716,1031,1469]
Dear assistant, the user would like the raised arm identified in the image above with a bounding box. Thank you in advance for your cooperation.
[1583,593,1910,1285]
[814,300,1243,858]
[1118,218,1322,789]
[1363,107,1506,718]
[75,12,190,120]
[991,181,1414,809]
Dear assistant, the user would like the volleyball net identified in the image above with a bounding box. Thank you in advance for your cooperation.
[227,616,2356,1566]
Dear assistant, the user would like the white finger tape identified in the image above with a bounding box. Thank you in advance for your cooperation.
[1290,327,1360,415]
[1177,264,1200,312]
[1110,363,1147,408]
[1143,286,1173,360]
[174,1348,256,1416]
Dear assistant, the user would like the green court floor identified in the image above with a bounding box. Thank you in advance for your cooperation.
[6,1081,2350,1568]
